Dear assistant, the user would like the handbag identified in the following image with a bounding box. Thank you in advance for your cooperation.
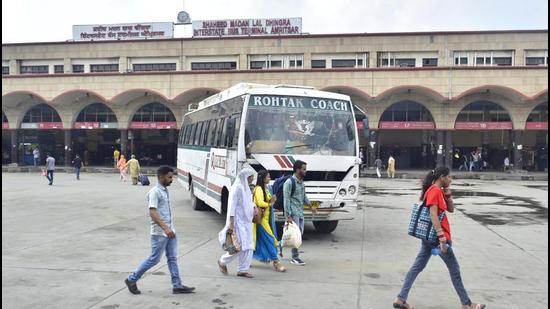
[222,230,241,255]
[408,200,446,243]
[253,206,264,224]
[281,222,302,249]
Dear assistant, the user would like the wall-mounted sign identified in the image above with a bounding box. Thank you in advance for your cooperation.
[192,18,302,37]
[21,122,64,129]
[73,22,173,41]
[130,122,177,129]
[73,122,119,129]
[378,121,436,130]
[525,122,548,130]
[455,122,513,130]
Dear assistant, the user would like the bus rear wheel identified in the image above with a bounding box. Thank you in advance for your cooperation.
[190,182,207,211]
[313,220,339,234]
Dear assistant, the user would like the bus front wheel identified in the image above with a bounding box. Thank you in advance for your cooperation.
[190,183,207,211]
[313,221,339,234]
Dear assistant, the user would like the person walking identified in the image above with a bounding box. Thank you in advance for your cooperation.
[388,155,396,179]
[117,155,128,182]
[374,158,383,178]
[44,153,55,186]
[252,170,286,272]
[284,160,313,266]
[72,154,82,180]
[33,147,40,166]
[113,148,120,168]
[125,166,195,295]
[392,167,486,309]
[218,168,256,278]
[125,155,141,185]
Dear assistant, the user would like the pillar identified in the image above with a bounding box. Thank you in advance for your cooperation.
[119,56,128,73]
[9,59,19,75]
[64,130,72,166]
[445,131,453,169]
[436,131,445,167]
[10,129,18,164]
[513,130,524,171]
[120,129,128,156]
[64,58,72,73]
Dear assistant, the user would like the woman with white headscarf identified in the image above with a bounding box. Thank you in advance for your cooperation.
[218,168,256,278]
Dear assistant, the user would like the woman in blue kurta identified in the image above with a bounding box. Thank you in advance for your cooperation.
[253,170,286,272]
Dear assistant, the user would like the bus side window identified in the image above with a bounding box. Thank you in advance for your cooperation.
[226,117,237,149]
[201,121,210,146]
[208,119,217,146]
[232,115,241,149]
[194,122,204,146]
[220,118,229,148]
[178,126,185,146]
[217,118,226,147]
[187,124,197,145]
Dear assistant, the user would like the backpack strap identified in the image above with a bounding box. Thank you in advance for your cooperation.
[290,176,296,196]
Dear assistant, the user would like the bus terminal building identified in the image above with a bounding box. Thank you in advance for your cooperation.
[2,29,548,171]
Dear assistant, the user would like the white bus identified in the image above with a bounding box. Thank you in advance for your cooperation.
[177,83,362,233]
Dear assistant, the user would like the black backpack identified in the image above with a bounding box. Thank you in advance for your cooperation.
[272,174,296,211]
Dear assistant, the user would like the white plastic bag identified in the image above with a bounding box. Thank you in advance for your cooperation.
[281,222,302,249]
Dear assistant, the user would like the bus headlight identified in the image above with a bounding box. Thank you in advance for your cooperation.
[339,189,347,197]
[348,186,356,195]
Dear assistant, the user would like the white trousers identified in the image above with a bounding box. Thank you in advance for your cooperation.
[219,249,253,273]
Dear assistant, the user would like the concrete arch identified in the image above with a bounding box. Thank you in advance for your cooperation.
[123,99,180,129]
[453,85,528,103]
[529,89,548,104]
[372,87,445,129]
[452,87,521,129]
[319,85,373,117]
[19,103,64,128]
[172,87,221,110]
[376,85,446,103]
[110,89,170,107]
[71,102,120,125]
[378,100,437,128]
[51,89,109,106]
[452,100,515,129]
[2,91,49,109]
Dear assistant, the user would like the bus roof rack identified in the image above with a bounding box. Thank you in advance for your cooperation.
[273,84,315,90]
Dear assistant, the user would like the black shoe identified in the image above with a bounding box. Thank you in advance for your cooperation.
[125,278,141,295]
[291,258,306,266]
[173,285,196,294]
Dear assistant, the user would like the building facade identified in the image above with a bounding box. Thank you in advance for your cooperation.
[2,29,548,170]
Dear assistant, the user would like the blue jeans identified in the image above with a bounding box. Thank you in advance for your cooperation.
[34,158,39,166]
[46,170,54,184]
[128,235,183,288]
[398,241,472,306]
[75,167,81,179]
[291,215,305,259]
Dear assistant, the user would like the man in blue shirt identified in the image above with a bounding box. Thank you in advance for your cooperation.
[125,166,195,295]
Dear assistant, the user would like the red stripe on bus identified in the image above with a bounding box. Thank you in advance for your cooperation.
[179,168,223,194]
[280,156,293,168]
[274,156,288,168]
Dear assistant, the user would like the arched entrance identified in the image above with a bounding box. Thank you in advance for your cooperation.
[454,101,513,171]
[19,104,64,165]
[524,101,548,171]
[2,111,10,164]
[129,102,178,166]
[378,100,437,169]
[73,103,119,166]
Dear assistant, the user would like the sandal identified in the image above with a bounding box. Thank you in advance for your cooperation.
[237,272,254,278]
[218,260,228,275]
[393,299,414,309]
[471,305,486,309]
[273,261,287,272]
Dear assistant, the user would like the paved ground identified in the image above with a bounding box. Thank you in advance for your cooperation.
[2,172,548,309]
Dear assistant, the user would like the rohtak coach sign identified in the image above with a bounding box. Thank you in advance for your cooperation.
[192,18,302,37]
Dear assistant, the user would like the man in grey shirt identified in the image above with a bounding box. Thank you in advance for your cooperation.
[125,166,195,295]
[44,153,55,186]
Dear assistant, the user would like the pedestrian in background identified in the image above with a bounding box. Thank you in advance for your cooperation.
[392,167,486,309]
[72,154,82,180]
[125,166,195,295]
[388,155,396,179]
[125,155,141,185]
[117,154,127,182]
[44,153,55,186]
[374,158,383,178]
[33,147,40,166]
[113,148,120,168]
[218,168,256,278]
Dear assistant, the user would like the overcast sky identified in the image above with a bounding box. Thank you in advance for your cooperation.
[2,0,548,43]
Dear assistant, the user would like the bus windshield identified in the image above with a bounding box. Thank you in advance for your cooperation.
[245,95,357,156]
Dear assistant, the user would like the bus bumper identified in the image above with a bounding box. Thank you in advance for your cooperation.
[274,204,357,222]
